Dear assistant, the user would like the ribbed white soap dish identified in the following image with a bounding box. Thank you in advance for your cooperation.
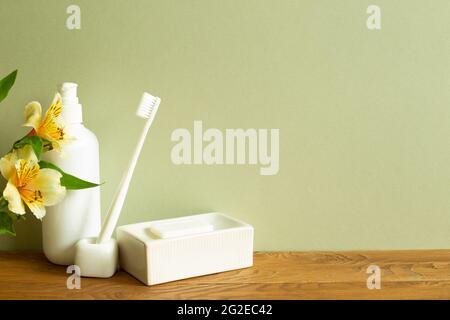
[117,212,254,285]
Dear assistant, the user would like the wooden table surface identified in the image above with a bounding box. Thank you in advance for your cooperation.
[1,250,450,299]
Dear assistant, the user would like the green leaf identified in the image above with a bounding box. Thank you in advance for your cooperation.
[38,160,101,190]
[0,196,7,211]
[0,70,18,104]
[0,211,15,236]
[13,135,44,159]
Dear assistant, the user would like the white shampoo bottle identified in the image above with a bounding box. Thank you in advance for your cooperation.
[42,82,101,265]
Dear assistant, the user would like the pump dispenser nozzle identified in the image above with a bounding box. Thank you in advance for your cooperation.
[59,82,83,123]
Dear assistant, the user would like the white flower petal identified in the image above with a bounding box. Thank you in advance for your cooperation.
[15,144,38,163]
[27,202,46,219]
[24,101,42,129]
[0,153,16,181]
[3,182,25,215]
[33,168,66,206]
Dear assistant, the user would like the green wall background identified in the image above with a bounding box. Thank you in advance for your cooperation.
[1,0,449,251]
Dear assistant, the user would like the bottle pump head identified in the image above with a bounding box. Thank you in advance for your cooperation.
[59,82,83,123]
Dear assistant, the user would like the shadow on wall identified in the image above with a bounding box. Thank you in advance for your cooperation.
[0,135,42,251]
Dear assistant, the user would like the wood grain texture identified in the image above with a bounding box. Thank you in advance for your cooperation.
[1,250,450,299]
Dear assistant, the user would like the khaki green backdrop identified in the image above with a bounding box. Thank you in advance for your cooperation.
[1,0,449,251]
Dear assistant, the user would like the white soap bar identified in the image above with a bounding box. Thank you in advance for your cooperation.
[117,212,253,285]
[149,219,214,239]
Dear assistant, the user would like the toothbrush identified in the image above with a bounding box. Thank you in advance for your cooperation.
[97,92,161,244]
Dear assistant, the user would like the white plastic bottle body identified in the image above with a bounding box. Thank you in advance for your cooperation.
[42,124,101,265]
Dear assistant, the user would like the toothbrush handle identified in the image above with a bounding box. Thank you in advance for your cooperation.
[97,118,153,243]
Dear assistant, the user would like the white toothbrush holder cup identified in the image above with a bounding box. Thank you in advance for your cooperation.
[74,237,119,278]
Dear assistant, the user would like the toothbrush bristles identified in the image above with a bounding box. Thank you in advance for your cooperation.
[136,92,161,119]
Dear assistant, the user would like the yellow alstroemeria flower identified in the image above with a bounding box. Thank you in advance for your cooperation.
[0,145,66,219]
[23,93,68,152]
